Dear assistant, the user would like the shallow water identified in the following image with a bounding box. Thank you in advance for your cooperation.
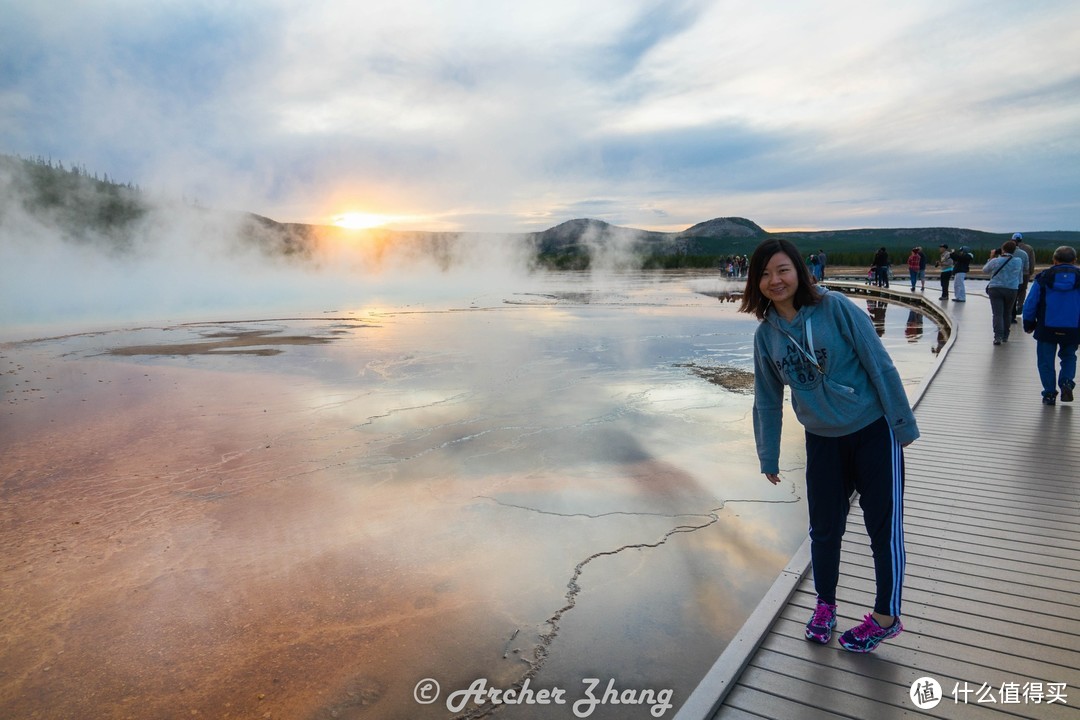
[0,271,938,719]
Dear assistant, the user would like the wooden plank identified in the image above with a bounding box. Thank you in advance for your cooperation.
[758,625,1077,720]
[904,459,1080,493]
[903,500,1080,536]
[755,630,1079,720]
[749,648,1001,720]
[826,591,1080,672]
[788,589,1079,642]
[842,534,1080,588]
[900,523,1080,556]
[786,587,1080,634]
[905,478,1080,508]
[893,516,1080,556]
[710,705,766,720]
[903,478,1080,510]
[770,617,1080,688]
[735,666,924,720]
[721,684,858,720]
[838,549,1080,606]
[903,490,1080,526]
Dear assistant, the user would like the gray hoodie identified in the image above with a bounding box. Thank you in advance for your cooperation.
[752,289,920,474]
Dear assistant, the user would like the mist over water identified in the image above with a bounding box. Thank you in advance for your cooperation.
[0,194,537,334]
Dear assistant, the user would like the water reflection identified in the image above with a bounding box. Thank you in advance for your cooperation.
[0,270,939,720]
[866,300,888,337]
[906,309,924,343]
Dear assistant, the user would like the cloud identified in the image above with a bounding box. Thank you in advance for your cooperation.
[1,0,1078,233]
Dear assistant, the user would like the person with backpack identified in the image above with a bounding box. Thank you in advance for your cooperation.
[1022,246,1080,406]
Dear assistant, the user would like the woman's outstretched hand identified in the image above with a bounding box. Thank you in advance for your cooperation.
[765,473,781,485]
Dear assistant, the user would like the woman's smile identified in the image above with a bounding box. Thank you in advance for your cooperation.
[760,253,797,313]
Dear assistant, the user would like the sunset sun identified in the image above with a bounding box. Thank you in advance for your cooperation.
[331,212,393,230]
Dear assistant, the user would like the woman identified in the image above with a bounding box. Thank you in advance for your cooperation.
[983,240,1025,345]
[907,248,922,291]
[739,238,920,653]
[950,246,973,302]
[937,244,954,300]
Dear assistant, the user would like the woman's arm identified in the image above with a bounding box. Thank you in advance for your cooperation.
[751,330,786,476]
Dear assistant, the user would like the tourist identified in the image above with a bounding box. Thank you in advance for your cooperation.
[907,247,921,291]
[817,249,827,280]
[983,240,1025,345]
[872,247,890,287]
[740,238,919,653]
[1012,232,1036,323]
[917,247,928,291]
[937,244,954,300]
[1022,246,1080,406]
[949,246,974,302]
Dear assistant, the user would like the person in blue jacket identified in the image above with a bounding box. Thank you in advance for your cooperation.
[739,238,920,653]
[1022,246,1080,406]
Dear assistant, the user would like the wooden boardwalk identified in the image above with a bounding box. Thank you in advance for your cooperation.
[676,285,1080,720]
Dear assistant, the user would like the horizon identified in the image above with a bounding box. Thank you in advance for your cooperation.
[6,152,1078,238]
[3,2,1079,234]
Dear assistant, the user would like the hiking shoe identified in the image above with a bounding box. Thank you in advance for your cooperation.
[805,598,837,644]
[1061,383,1075,403]
[838,614,903,653]
[1043,392,1058,406]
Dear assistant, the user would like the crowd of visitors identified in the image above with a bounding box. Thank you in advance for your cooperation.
[721,255,749,278]
[806,234,1078,406]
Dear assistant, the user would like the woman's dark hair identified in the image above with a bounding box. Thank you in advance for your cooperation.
[739,238,820,320]
[1002,240,1017,254]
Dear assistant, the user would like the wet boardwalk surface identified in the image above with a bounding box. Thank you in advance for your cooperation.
[679,284,1080,719]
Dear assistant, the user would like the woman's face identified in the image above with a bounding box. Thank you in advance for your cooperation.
[759,251,798,308]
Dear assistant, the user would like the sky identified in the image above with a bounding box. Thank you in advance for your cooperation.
[2,0,1079,234]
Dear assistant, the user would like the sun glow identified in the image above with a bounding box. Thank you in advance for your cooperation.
[331,212,395,230]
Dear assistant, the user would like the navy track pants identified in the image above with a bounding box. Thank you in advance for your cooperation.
[805,415,906,617]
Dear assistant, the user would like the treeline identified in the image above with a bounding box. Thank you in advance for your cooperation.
[15,154,141,191]
[1,153,150,249]
[525,220,1076,272]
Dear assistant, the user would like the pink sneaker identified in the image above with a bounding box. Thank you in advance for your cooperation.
[838,614,903,653]
[804,598,837,644]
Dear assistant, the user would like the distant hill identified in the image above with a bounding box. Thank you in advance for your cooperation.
[4,153,1078,269]
[681,217,766,238]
